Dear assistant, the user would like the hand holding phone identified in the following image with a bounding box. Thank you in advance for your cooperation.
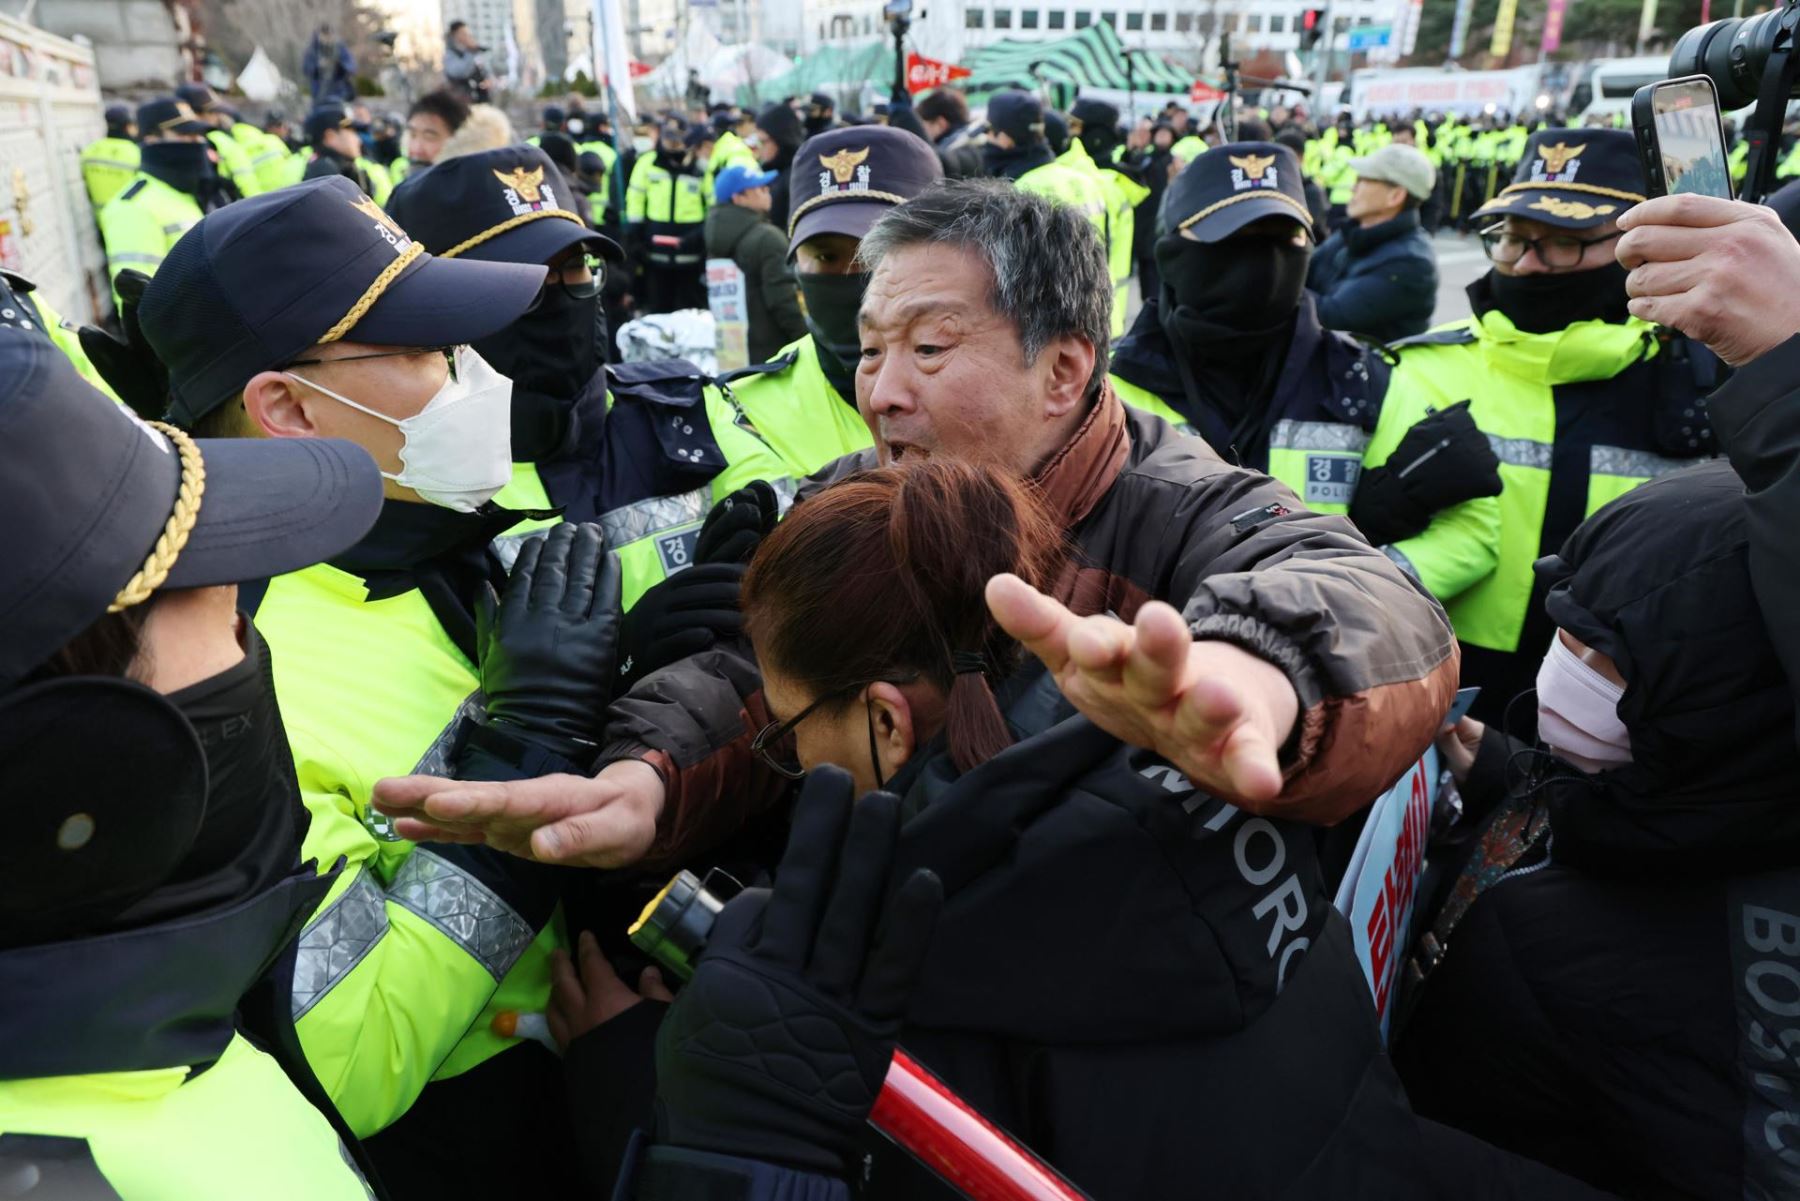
[1633,75,1735,200]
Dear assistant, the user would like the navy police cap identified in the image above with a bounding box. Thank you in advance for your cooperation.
[1164,141,1315,242]
[304,103,353,144]
[787,125,943,253]
[388,144,623,266]
[140,176,546,427]
[0,326,382,690]
[137,97,210,138]
[1473,128,1646,230]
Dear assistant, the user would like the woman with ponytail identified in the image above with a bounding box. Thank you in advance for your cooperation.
[739,460,1605,1201]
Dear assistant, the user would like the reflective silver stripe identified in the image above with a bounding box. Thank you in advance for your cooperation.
[1271,418,1370,454]
[1485,433,1553,470]
[388,849,536,981]
[598,488,710,547]
[410,690,487,779]
[489,528,547,572]
[1381,544,1421,582]
[767,475,799,515]
[108,252,164,265]
[1589,444,1700,480]
[83,157,138,170]
[292,872,388,1020]
[160,222,190,235]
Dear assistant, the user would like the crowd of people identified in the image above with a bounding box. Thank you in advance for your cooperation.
[10,42,1800,1201]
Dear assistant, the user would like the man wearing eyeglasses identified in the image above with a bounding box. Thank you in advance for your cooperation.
[1358,128,1721,724]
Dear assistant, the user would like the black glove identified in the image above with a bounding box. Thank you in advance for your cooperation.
[694,479,780,566]
[652,767,944,1176]
[1349,400,1503,549]
[474,522,622,762]
[617,562,745,689]
[78,269,169,419]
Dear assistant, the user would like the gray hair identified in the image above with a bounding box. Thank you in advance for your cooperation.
[858,179,1112,400]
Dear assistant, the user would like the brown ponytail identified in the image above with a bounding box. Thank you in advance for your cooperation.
[742,460,1066,773]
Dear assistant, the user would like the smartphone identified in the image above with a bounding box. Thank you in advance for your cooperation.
[1441,686,1481,729]
[1632,75,1734,200]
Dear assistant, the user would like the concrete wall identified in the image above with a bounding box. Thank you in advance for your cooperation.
[37,0,183,90]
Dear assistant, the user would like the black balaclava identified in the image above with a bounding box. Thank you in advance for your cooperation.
[1476,260,1632,335]
[1155,232,1310,422]
[140,141,217,197]
[475,284,605,461]
[798,271,868,402]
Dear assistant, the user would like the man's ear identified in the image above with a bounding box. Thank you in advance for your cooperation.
[242,371,319,440]
[1041,332,1099,420]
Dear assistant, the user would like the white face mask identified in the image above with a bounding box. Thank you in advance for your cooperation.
[1536,634,1632,774]
[286,345,514,513]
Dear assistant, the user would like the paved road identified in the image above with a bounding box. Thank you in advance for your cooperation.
[1431,229,1491,326]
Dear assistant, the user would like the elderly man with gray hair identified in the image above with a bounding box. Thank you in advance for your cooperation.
[374,178,1460,876]
[1307,142,1441,342]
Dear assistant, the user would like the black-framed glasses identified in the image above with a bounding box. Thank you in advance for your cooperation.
[1478,224,1621,269]
[750,675,918,780]
[286,345,458,374]
[526,254,604,312]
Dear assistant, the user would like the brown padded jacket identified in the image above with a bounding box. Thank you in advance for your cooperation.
[600,384,1460,868]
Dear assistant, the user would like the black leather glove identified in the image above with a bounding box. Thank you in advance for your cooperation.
[618,563,745,689]
[1350,400,1503,549]
[694,479,780,566]
[78,269,169,419]
[475,522,622,762]
[652,767,943,1176]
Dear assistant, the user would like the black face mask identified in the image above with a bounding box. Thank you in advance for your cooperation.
[1480,260,1633,335]
[140,141,217,197]
[116,621,306,929]
[798,271,869,403]
[474,287,604,461]
[1155,233,1311,345]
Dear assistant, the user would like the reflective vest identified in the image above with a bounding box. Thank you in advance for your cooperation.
[1325,143,1358,206]
[359,157,393,206]
[235,122,295,194]
[2,271,117,400]
[1014,160,1109,246]
[703,129,759,199]
[627,155,708,265]
[1170,134,1205,167]
[1058,141,1150,337]
[710,335,873,478]
[79,135,140,209]
[97,174,204,287]
[208,127,262,197]
[1370,310,1712,655]
[0,1035,376,1199]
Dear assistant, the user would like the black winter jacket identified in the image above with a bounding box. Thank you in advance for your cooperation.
[702,203,807,364]
[1306,209,1439,344]
[1396,459,1800,1200]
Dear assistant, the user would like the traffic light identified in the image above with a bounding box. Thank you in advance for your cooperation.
[1302,8,1326,47]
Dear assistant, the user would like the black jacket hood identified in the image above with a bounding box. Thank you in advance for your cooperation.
[1536,458,1800,873]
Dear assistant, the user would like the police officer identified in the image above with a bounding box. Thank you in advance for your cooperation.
[80,103,140,210]
[3,268,112,395]
[176,82,265,198]
[1067,97,1151,337]
[0,322,385,1199]
[626,119,709,313]
[527,103,567,148]
[387,143,789,606]
[982,90,1108,242]
[1366,128,1720,722]
[302,103,382,201]
[712,124,943,479]
[98,98,234,289]
[1109,139,1500,596]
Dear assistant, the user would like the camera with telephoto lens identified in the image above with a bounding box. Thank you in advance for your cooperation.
[1670,0,1800,200]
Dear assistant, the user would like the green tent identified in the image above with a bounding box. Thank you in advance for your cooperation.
[961,22,1191,102]
[735,41,892,109]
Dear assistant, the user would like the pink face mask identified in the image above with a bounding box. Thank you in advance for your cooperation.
[1536,634,1632,774]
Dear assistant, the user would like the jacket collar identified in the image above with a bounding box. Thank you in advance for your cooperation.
[1031,380,1131,528]
[1469,305,1656,386]
[1342,207,1421,253]
[0,862,334,1079]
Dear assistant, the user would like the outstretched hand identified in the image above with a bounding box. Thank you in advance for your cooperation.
[986,573,1298,805]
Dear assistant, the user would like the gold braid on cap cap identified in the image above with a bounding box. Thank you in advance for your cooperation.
[109,422,205,613]
[441,209,577,259]
[786,189,911,240]
[1492,180,1646,204]
[1176,189,1315,234]
[318,240,424,345]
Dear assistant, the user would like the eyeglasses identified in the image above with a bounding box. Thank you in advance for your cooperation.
[286,345,458,376]
[750,676,917,780]
[1478,224,1621,269]
[526,254,604,311]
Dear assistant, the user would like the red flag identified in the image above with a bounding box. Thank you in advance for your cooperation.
[906,52,973,94]
[1189,81,1225,102]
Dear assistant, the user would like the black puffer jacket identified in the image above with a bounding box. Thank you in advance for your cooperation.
[862,667,1613,1201]
[1396,459,1800,1200]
